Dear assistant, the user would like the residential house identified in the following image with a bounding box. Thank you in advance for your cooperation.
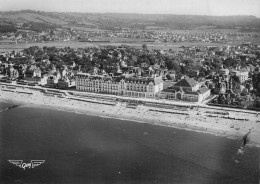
[57,78,76,89]
[46,70,61,87]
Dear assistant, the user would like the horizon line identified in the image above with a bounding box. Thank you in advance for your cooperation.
[0,9,259,18]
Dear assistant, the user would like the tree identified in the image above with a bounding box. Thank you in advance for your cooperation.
[198,71,206,78]
[142,43,147,50]
[0,24,17,33]
[166,74,172,80]
[181,66,188,75]
[223,58,237,68]
[165,60,181,74]
[211,58,223,72]
[232,75,241,84]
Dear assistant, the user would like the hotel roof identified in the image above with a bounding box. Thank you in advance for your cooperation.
[76,72,163,85]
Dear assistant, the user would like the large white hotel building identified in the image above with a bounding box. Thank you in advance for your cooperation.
[75,73,164,98]
[75,73,210,102]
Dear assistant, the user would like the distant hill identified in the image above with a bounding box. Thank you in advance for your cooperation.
[0,10,260,31]
[96,13,260,29]
[0,10,67,25]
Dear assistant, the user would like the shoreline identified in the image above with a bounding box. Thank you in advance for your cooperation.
[1,90,260,147]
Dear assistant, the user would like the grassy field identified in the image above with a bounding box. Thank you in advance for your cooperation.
[146,28,242,34]
[234,36,260,44]
[68,26,107,32]
[0,40,237,52]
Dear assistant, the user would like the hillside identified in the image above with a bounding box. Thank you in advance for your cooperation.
[0,11,67,25]
[0,10,260,32]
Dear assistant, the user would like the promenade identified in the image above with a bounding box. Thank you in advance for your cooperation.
[1,82,259,115]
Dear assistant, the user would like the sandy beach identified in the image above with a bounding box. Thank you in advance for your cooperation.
[1,89,260,147]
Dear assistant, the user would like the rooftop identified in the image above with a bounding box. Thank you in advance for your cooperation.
[173,77,198,88]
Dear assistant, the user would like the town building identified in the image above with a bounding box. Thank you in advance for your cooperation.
[159,77,211,103]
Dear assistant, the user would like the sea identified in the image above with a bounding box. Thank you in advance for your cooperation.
[0,101,259,184]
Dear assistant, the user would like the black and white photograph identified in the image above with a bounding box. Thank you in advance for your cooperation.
[0,0,260,183]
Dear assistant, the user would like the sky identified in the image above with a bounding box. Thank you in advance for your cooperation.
[0,0,260,17]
